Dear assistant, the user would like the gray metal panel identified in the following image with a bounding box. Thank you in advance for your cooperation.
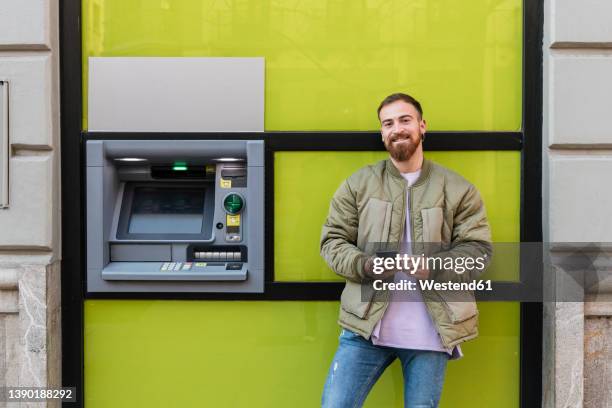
[250,268,264,292]
[247,166,265,269]
[247,140,265,167]
[110,244,172,262]
[88,57,264,132]
[172,244,188,262]
[86,165,104,270]
[0,81,8,209]
[101,262,247,281]
[102,163,119,266]
[103,140,248,163]
[88,268,264,292]
[86,140,104,166]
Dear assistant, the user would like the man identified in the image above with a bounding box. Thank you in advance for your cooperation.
[320,93,492,407]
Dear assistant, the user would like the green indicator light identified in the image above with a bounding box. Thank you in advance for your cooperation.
[173,161,188,170]
[223,194,244,214]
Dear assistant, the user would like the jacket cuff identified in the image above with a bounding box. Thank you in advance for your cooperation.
[354,253,369,281]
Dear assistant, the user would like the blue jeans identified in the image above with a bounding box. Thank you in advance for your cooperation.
[321,329,449,408]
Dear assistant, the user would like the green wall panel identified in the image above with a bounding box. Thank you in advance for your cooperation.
[82,0,522,131]
[85,300,519,407]
[275,151,520,282]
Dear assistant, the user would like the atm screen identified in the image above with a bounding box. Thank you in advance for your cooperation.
[115,182,214,240]
[128,188,205,234]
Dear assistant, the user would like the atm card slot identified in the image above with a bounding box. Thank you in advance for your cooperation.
[220,167,247,187]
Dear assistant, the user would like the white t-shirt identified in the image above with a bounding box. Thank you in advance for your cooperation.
[370,169,460,357]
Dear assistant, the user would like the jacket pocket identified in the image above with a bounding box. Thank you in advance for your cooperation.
[340,281,374,319]
[357,198,392,249]
[421,207,443,243]
[440,294,478,324]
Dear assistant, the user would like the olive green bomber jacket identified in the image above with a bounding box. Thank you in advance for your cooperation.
[320,158,493,349]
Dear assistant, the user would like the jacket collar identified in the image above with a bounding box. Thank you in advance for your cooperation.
[385,157,432,187]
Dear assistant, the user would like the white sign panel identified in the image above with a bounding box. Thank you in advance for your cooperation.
[88,57,264,132]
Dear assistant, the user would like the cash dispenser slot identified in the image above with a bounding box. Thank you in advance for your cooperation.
[151,165,216,180]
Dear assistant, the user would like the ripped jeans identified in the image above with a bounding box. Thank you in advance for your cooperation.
[321,329,448,408]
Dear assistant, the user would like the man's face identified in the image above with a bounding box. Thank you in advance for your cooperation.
[379,100,426,162]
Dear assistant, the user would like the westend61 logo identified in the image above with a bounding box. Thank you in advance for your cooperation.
[372,253,487,275]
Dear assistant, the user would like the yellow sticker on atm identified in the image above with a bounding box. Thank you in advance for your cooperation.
[226,214,241,227]
[220,178,232,188]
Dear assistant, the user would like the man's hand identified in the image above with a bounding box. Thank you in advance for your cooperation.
[363,254,430,280]
[363,256,399,280]
[408,255,430,280]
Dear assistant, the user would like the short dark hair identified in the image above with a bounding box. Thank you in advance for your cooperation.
[377,93,423,120]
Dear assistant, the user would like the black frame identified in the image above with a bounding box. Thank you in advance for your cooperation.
[60,0,542,406]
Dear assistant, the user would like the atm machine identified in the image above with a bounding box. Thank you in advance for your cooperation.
[85,57,265,294]
[86,139,264,293]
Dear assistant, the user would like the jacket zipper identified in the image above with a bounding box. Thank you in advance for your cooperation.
[365,181,407,321]
[410,182,452,350]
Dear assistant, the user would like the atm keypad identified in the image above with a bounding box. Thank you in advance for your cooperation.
[158,260,242,272]
[160,262,192,271]
[158,251,244,271]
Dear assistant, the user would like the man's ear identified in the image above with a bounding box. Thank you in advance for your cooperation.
[420,119,427,141]
[420,119,427,134]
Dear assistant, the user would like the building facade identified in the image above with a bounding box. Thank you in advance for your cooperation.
[0,0,611,407]
[0,0,61,406]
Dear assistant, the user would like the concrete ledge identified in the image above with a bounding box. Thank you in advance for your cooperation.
[585,295,612,316]
[551,42,612,50]
[0,267,18,289]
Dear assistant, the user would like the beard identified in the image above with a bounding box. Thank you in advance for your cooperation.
[384,131,421,162]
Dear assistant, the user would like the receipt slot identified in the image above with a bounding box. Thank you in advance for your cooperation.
[86,139,264,293]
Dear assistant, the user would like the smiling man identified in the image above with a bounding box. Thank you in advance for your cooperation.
[320,93,493,407]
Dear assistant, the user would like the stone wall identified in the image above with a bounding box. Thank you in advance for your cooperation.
[0,0,61,406]
[543,1,612,407]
